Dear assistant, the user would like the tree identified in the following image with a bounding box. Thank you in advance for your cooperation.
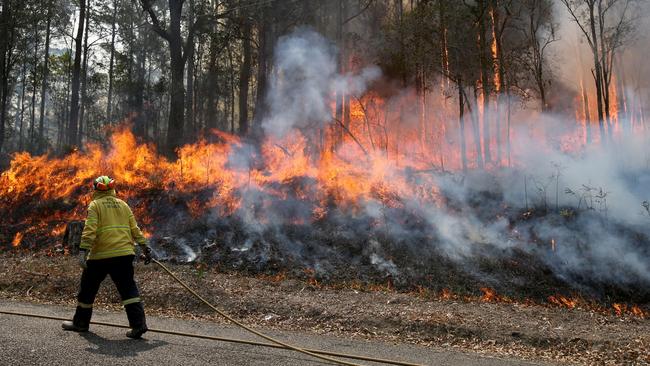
[140,0,211,155]
[518,0,557,112]
[0,0,14,154]
[238,17,251,135]
[67,0,86,146]
[184,0,196,136]
[78,0,94,145]
[447,1,485,169]
[37,0,53,154]
[561,0,637,143]
[105,0,118,124]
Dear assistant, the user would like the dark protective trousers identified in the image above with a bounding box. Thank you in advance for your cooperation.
[72,255,146,329]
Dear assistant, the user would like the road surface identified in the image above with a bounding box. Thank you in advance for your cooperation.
[0,299,549,366]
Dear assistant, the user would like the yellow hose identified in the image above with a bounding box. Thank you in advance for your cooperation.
[0,309,423,366]
[152,259,363,365]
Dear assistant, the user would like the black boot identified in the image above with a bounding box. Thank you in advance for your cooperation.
[61,321,88,332]
[124,302,148,339]
[62,306,91,332]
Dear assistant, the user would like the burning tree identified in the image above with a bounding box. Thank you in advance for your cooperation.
[561,0,638,143]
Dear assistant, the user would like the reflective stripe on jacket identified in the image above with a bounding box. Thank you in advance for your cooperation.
[79,189,147,260]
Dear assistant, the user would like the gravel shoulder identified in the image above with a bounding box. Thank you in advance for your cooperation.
[1,254,648,365]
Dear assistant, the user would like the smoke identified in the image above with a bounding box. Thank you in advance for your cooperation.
[404,93,650,293]
[190,28,650,300]
[551,0,650,105]
[262,28,380,138]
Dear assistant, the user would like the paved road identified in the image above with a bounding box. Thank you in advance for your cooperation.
[0,300,549,366]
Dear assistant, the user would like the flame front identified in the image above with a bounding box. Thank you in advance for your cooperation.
[11,232,23,247]
[0,124,443,242]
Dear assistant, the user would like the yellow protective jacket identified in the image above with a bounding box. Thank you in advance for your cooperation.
[79,189,147,260]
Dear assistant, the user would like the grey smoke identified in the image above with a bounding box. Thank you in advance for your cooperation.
[263,28,380,138]
[194,27,650,296]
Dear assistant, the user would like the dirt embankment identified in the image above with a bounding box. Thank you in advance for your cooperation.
[1,254,648,366]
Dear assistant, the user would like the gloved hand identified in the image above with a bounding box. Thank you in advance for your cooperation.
[140,246,153,265]
[78,250,88,270]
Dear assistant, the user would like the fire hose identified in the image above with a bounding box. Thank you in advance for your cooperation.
[0,258,425,366]
[151,258,378,366]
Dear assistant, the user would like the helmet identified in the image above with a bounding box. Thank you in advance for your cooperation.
[93,176,115,191]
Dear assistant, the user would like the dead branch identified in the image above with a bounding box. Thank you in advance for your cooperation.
[274,144,293,157]
[352,95,376,151]
[22,270,50,278]
[331,116,369,157]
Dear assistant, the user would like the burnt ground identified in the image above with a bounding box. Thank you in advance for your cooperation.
[3,177,650,307]
[3,161,650,307]
[1,254,648,366]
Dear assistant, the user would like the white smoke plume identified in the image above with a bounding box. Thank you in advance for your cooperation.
[197,27,650,299]
[262,28,380,138]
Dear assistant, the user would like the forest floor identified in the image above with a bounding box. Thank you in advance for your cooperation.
[0,254,648,366]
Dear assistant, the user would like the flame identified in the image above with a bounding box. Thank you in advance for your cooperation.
[259,271,287,283]
[480,287,496,302]
[548,295,577,309]
[440,288,453,300]
[11,232,23,247]
[442,27,450,89]
[613,303,648,318]
[51,224,66,236]
[630,305,646,318]
[609,74,619,133]
[489,9,501,93]
[613,302,626,316]
[349,100,366,120]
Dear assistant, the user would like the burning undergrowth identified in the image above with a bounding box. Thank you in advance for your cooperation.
[2,29,650,307]
[2,136,649,305]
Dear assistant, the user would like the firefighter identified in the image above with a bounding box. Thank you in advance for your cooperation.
[62,175,153,339]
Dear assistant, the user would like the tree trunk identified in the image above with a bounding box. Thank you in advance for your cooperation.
[16,62,27,151]
[616,60,629,134]
[470,85,484,169]
[458,78,468,172]
[205,33,219,130]
[61,31,73,152]
[581,80,592,144]
[477,0,491,164]
[29,28,38,150]
[78,0,91,146]
[185,0,195,138]
[193,43,201,132]
[491,1,506,165]
[0,0,10,154]
[29,19,39,149]
[68,0,86,147]
[253,15,270,136]
[184,48,195,137]
[227,43,235,133]
[106,0,117,124]
[439,3,450,89]
[18,54,27,151]
[334,0,345,146]
[132,32,146,138]
[238,20,251,135]
[588,3,606,143]
[597,0,614,140]
[506,84,512,167]
[38,8,52,154]
[166,0,186,153]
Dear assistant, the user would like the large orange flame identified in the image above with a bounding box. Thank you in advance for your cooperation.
[1,122,445,238]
